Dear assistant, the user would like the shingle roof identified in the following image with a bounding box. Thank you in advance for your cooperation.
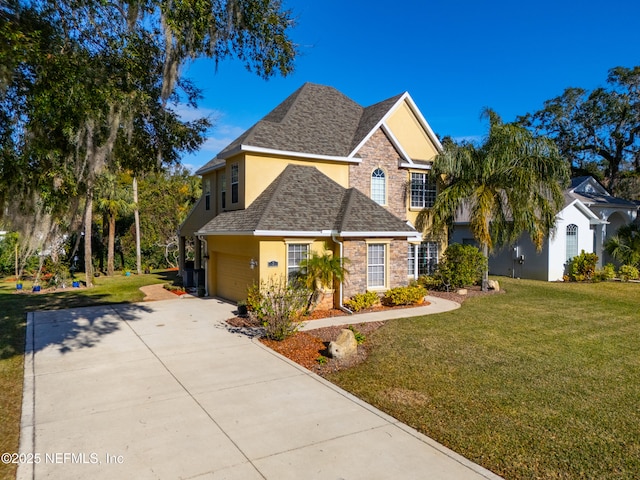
[196,165,417,237]
[196,83,404,173]
[567,176,637,208]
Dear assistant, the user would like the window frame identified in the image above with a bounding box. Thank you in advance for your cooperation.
[410,172,437,209]
[408,241,439,278]
[204,178,211,211]
[367,242,387,289]
[286,242,310,283]
[566,224,578,261]
[371,168,386,205]
[231,163,239,204]
[221,174,226,210]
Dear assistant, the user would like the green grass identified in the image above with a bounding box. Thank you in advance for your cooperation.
[327,278,640,479]
[0,270,177,480]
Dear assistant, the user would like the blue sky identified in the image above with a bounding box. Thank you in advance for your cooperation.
[180,0,639,172]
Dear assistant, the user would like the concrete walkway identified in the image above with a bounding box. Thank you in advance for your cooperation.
[19,296,501,480]
[299,295,460,330]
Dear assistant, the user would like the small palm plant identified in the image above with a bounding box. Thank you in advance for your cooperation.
[604,223,640,268]
[297,250,349,312]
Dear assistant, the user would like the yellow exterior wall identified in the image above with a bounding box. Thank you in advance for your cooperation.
[386,101,439,162]
[257,238,332,283]
[207,235,335,302]
[243,154,350,207]
[206,236,260,301]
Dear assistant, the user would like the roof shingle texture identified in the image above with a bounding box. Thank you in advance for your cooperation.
[197,165,416,235]
[198,83,403,173]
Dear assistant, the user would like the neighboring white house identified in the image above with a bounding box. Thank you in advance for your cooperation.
[451,176,639,281]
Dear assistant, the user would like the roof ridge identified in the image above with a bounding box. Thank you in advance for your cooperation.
[336,188,357,232]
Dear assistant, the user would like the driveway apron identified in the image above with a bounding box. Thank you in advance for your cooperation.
[19,297,501,480]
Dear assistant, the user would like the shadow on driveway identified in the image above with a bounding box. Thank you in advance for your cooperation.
[27,303,154,355]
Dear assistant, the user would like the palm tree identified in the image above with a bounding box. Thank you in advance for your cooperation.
[420,109,570,290]
[95,172,135,276]
[604,223,640,267]
[297,250,349,312]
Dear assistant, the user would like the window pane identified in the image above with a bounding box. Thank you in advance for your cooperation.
[410,172,436,208]
[418,241,439,276]
[371,168,385,205]
[221,176,226,209]
[566,224,578,261]
[231,164,239,204]
[204,179,211,210]
[407,244,416,276]
[288,244,309,280]
[368,244,386,288]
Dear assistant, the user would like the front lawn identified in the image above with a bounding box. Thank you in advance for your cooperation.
[327,278,640,479]
[0,270,177,480]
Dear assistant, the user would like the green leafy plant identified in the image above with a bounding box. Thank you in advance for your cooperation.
[416,274,440,290]
[348,325,366,344]
[594,263,617,282]
[247,276,308,340]
[434,243,487,289]
[316,355,328,365]
[346,291,379,312]
[567,250,599,282]
[246,282,262,312]
[604,223,640,268]
[382,284,427,306]
[296,250,349,312]
[618,264,639,282]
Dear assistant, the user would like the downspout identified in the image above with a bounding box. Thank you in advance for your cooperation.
[332,233,353,315]
[197,235,209,297]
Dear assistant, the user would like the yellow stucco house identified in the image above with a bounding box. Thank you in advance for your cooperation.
[178,83,443,307]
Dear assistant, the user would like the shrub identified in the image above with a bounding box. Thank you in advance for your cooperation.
[435,243,487,289]
[348,325,366,344]
[416,274,442,290]
[346,291,379,312]
[618,264,639,282]
[246,282,262,312]
[296,250,350,312]
[567,250,598,281]
[247,276,308,340]
[593,263,617,282]
[382,284,427,306]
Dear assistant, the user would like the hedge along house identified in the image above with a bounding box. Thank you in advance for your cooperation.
[178,83,443,306]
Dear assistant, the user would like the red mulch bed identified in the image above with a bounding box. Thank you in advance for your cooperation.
[227,287,502,376]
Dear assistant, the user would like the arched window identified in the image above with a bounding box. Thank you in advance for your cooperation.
[566,224,578,261]
[371,168,386,205]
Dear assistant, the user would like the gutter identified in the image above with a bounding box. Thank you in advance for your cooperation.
[332,233,353,315]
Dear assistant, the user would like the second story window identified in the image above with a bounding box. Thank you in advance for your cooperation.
[204,178,211,211]
[410,172,436,209]
[371,168,386,205]
[231,163,239,204]
[221,175,226,209]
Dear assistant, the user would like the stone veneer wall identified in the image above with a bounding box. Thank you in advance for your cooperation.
[341,239,409,301]
[349,129,408,220]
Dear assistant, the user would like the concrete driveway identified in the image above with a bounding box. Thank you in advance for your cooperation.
[19,296,501,480]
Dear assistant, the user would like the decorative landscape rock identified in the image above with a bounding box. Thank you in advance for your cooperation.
[487,280,500,291]
[328,328,358,360]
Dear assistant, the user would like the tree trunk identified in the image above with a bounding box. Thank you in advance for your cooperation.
[107,213,116,276]
[481,242,489,292]
[133,176,142,275]
[84,191,94,287]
